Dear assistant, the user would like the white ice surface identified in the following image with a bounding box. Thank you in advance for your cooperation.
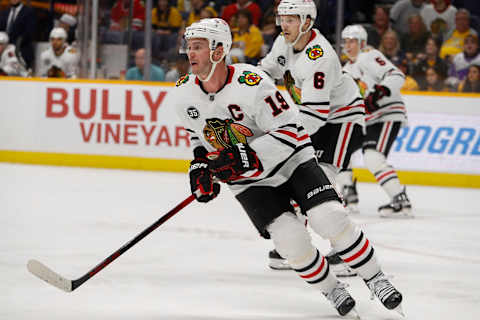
[1,163,480,320]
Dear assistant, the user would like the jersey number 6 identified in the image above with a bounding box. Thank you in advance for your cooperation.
[265,91,290,116]
[314,72,325,89]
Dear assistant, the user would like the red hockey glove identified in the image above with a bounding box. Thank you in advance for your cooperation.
[207,143,263,182]
[364,84,391,114]
[189,158,220,203]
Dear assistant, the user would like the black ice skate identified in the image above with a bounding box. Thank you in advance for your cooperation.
[324,281,358,317]
[378,188,413,218]
[342,179,359,214]
[268,249,291,270]
[326,251,357,277]
[365,271,404,316]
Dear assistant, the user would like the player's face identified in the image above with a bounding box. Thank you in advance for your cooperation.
[343,38,360,59]
[186,38,212,77]
[279,15,301,44]
[50,38,65,51]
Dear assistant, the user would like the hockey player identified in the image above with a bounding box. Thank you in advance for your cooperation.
[341,25,413,218]
[258,0,365,274]
[170,17,403,317]
[0,32,28,77]
[40,28,79,78]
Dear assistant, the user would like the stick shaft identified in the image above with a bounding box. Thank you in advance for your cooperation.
[71,193,196,290]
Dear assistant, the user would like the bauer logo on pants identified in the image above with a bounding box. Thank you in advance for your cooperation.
[306,184,334,199]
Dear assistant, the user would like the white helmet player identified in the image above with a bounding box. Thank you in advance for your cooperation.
[49,27,68,40]
[185,18,232,82]
[0,31,9,44]
[341,25,368,47]
[276,0,317,46]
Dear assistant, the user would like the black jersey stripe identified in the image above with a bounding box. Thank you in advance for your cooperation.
[302,101,330,106]
[186,129,195,133]
[268,133,297,149]
[347,97,364,106]
[328,111,365,121]
[379,101,405,108]
[300,110,328,121]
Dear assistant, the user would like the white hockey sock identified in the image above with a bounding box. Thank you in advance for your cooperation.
[292,249,337,295]
[333,228,381,281]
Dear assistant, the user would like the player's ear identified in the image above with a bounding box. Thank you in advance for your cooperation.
[212,45,224,62]
[301,17,311,32]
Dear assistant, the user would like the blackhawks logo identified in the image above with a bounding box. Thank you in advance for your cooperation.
[175,74,190,87]
[238,71,262,86]
[306,45,324,60]
[203,118,253,149]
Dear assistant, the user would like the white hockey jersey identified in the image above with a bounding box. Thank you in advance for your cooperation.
[0,44,28,76]
[343,48,407,125]
[259,29,365,136]
[170,64,315,195]
[40,45,79,78]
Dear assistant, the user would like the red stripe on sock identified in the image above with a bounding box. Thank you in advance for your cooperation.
[376,170,395,182]
[300,256,325,279]
[343,239,370,263]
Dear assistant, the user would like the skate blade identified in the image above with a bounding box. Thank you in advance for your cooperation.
[268,261,292,270]
[379,209,414,219]
[394,304,406,317]
[347,307,361,319]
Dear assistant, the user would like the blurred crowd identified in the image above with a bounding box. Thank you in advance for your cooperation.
[0,0,479,92]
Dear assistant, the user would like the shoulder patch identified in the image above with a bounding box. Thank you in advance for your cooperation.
[306,45,324,60]
[176,73,190,87]
[238,71,262,86]
[68,48,77,54]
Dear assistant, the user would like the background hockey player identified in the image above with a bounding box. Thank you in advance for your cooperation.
[39,27,79,78]
[0,31,28,76]
[341,25,413,218]
[170,17,403,317]
[258,0,365,276]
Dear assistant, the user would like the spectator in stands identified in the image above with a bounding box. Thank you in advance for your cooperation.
[230,9,264,64]
[390,0,425,36]
[152,0,183,34]
[365,6,390,48]
[126,48,165,81]
[0,31,28,76]
[57,13,77,45]
[421,65,449,90]
[186,0,216,26]
[448,34,480,82]
[39,28,79,78]
[379,30,405,66]
[260,0,281,49]
[439,8,478,59]
[199,7,216,19]
[420,0,457,40]
[165,53,190,82]
[398,59,420,90]
[457,64,480,92]
[413,36,449,87]
[0,0,36,69]
[221,0,262,27]
[110,0,145,31]
[401,14,431,60]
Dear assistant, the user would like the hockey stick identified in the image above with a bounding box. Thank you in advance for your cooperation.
[27,193,197,292]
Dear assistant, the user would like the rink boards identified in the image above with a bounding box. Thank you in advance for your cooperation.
[1,77,479,188]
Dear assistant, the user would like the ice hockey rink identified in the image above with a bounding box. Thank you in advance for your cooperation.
[2,162,479,320]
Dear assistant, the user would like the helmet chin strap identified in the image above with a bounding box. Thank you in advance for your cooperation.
[198,50,223,83]
[288,19,313,48]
